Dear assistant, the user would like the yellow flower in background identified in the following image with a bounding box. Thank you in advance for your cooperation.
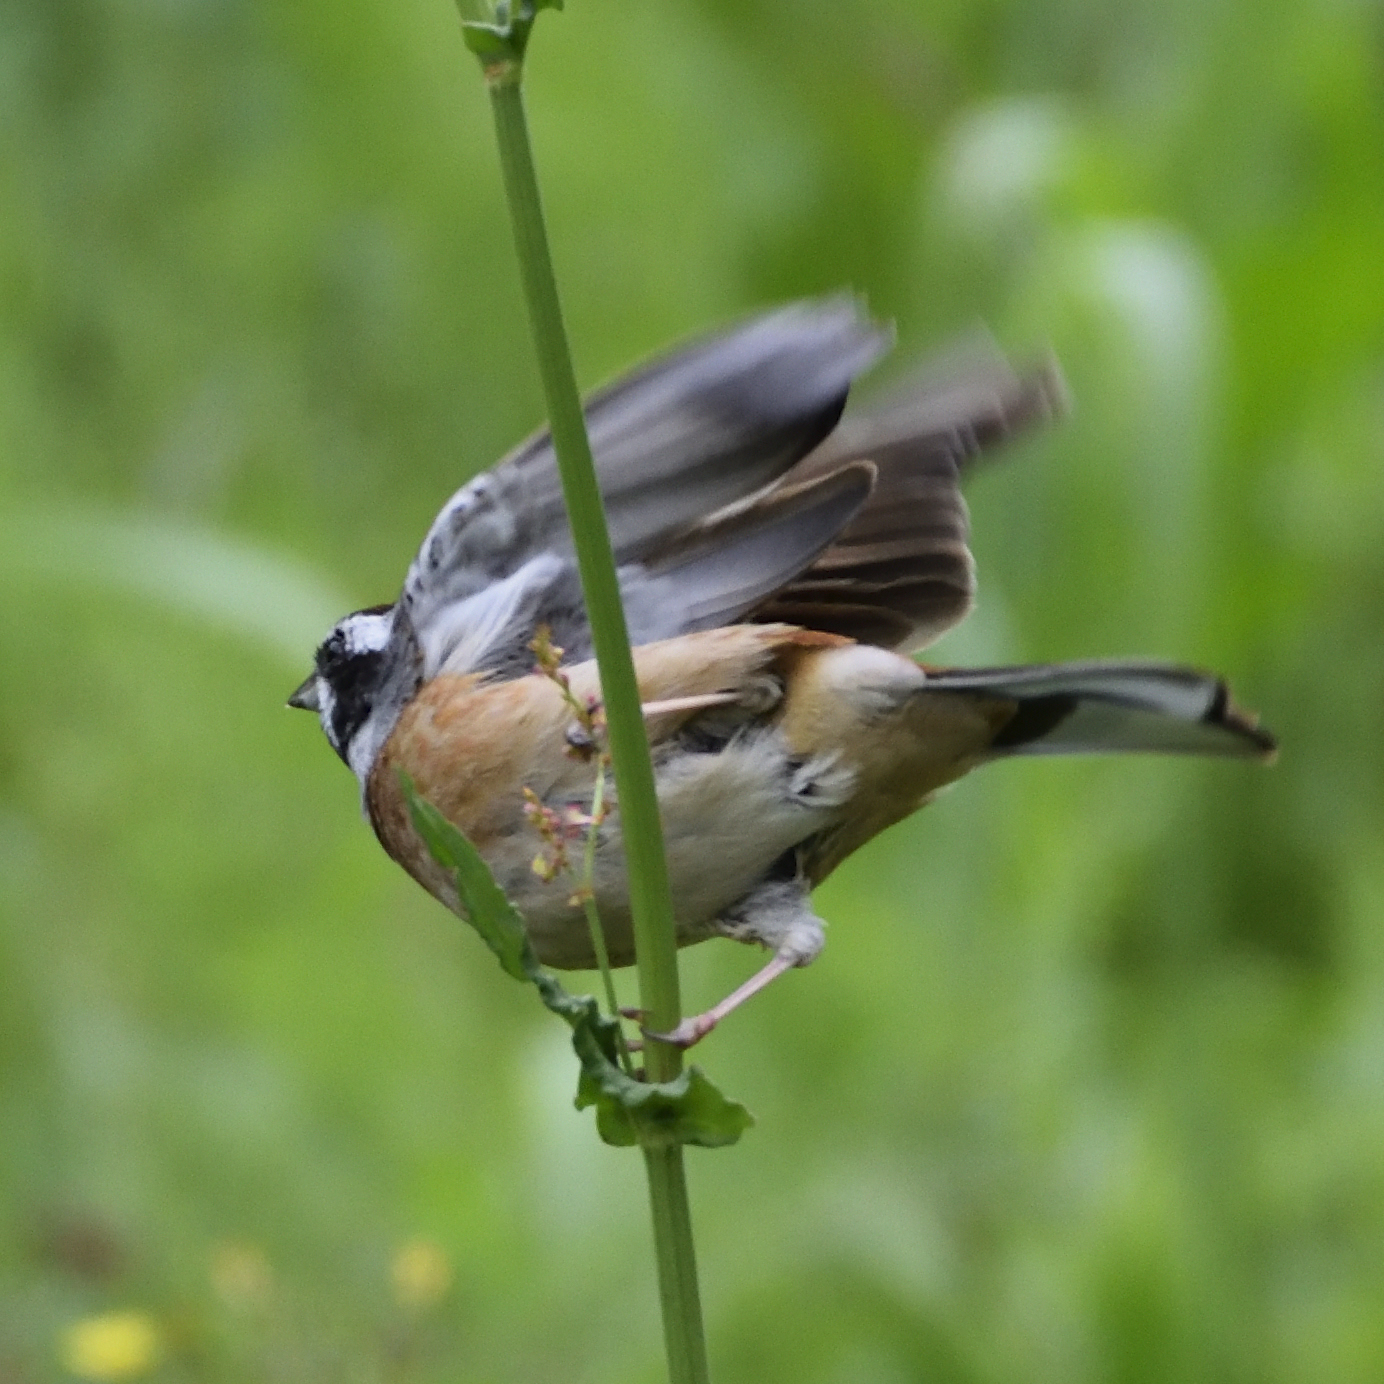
[210,1240,273,1310]
[390,1237,453,1310]
[59,1311,161,1380]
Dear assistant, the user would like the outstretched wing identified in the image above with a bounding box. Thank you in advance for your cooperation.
[753,340,1065,650]
[399,297,891,678]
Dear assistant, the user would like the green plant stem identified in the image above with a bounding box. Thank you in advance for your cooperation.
[644,1143,711,1384]
[482,58,711,1384]
[485,68,685,1079]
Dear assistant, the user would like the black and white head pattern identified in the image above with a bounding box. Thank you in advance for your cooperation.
[294,605,423,784]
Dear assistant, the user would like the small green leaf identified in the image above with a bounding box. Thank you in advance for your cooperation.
[401,773,534,982]
[460,23,516,61]
[541,975,751,1148]
[460,0,563,67]
[574,1041,755,1150]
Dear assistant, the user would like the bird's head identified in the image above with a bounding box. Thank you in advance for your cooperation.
[289,604,415,783]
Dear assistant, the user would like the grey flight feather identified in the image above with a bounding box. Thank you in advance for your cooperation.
[399,297,892,679]
[402,301,888,609]
[626,462,877,639]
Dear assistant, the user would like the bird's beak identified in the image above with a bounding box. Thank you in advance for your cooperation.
[287,675,320,712]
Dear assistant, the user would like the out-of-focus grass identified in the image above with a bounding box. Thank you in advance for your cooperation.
[2,0,1382,1380]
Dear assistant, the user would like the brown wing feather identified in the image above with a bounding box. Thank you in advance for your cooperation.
[751,353,1065,650]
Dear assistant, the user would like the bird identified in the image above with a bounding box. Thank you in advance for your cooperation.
[289,297,1275,1046]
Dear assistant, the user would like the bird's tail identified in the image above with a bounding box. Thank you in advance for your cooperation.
[922,660,1277,761]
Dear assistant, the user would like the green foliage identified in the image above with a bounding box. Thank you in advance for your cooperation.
[576,1053,752,1152]
[2,0,1383,1381]
[402,776,752,1150]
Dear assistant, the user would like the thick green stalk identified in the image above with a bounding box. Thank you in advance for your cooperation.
[644,1143,711,1384]
[485,69,685,1077]
[481,58,711,1384]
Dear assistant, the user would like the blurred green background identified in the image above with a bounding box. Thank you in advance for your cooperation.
[3,0,1382,1380]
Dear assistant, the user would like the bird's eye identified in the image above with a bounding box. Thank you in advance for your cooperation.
[317,630,347,671]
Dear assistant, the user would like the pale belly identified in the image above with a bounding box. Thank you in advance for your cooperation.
[482,732,843,969]
[366,634,989,971]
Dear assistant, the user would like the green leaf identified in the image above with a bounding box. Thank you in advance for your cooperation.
[401,773,534,983]
[460,0,564,67]
[577,1053,755,1150]
[546,970,753,1149]
[460,24,516,62]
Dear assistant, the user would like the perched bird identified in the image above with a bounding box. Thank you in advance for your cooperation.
[290,298,1274,1046]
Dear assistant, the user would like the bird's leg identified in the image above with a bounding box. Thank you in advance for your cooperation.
[644,954,801,1050]
[643,876,825,1049]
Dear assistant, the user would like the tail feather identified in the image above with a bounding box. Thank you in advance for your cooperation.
[921,661,1277,761]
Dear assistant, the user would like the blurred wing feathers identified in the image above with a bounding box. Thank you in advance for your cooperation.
[827,338,1066,478]
[753,349,1064,650]
[625,462,876,640]
[402,297,891,635]
[395,300,1067,684]
[583,298,890,560]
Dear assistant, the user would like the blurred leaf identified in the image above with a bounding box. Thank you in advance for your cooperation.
[0,504,348,665]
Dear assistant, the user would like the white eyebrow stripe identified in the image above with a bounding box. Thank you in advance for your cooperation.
[341,610,393,656]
